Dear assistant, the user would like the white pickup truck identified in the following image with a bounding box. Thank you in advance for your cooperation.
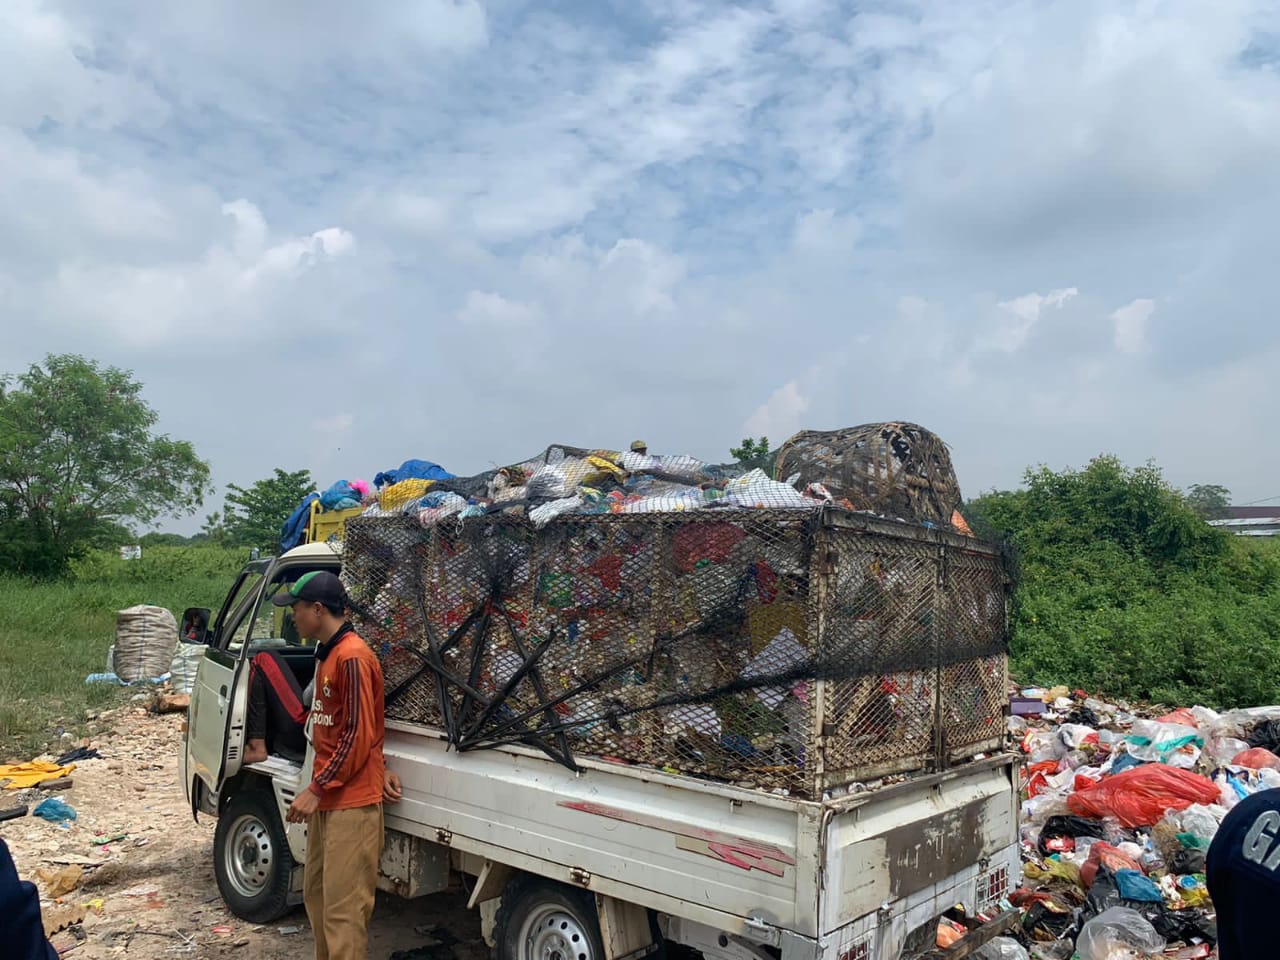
[181,507,1020,960]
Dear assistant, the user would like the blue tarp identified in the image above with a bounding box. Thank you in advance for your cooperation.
[319,480,361,511]
[373,459,454,489]
[280,492,320,552]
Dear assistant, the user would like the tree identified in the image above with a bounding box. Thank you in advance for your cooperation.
[199,509,228,545]
[730,437,778,477]
[1184,483,1232,521]
[223,468,314,551]
[0,354,212,577]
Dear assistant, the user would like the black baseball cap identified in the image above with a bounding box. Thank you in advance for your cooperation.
[271,570,348,608]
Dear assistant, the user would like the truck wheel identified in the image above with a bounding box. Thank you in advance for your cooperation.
[213,789,294,923]
[495,876,605,960]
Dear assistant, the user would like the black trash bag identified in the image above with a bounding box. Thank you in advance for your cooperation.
[1085,868,1123,918]
[1150,908,1217,946]
[1247,718,1280,753]
[1066,706,1100,727]
[1038,815,1108,856]
[1023,901,1075,939]
[1170,847,1207,875]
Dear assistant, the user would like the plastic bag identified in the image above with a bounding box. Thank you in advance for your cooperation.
[33,797,77,822]
[974,937,1029,960]
[1125,719,1203,768]
[1075,907,1166,960]
[1080,842,1143,888]
[1231,746,1280,771]
[1067,765,1221,828]
[1204,736,1250,767]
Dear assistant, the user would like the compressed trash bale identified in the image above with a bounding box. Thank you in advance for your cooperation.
[773,422,960,526]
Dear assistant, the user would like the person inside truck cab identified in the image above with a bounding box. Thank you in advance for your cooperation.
[242,576,403,804]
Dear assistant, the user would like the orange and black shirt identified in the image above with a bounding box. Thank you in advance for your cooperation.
[306,623,386,811]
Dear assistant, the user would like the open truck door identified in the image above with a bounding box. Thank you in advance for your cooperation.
[185,563,269,815]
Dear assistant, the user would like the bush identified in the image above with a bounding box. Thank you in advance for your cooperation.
[966,456,1280,708]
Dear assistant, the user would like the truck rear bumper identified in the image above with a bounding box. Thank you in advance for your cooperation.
[811,841,1020,960]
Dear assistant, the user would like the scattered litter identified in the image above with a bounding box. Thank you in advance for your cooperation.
[55,747,101,766]
[91,832,128,846]
[33,797,77,823]
[0,760,77,790]
[278,925,302,935]
[212,925,233,936]
[35,864,85,898]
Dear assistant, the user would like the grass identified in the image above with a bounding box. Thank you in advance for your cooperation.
[0,545,248,760]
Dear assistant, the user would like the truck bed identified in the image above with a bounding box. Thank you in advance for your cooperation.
[381,722,1019,951]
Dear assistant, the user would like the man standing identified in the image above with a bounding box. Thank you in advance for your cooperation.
[1206,786,1280,959]
[275,571,386,960]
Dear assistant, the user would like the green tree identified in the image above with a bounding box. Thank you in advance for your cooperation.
[1184,483,1232,520]
[223,468,314,551]
[200,509,228,545]
[960,456,1280,708]
[730,437,778,477]
[0,354,212,577]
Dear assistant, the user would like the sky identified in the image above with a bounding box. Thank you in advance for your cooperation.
[3,0,1279,533]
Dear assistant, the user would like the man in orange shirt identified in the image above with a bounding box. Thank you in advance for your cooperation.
[275,571,386,960]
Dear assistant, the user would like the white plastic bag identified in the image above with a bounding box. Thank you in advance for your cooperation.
[974,937,1029,960]
[1125,719,1203,768]
[1075,907,1165,960]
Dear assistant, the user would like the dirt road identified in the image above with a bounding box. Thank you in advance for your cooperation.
[2,706,485,959]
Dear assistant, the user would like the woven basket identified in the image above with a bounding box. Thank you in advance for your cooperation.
[774,422,960,526]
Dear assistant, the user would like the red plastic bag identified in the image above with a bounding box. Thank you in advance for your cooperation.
[1066,765,1220,828]
[1231,747,1280,771]
[1157,707,1200,727]
[1080,841,1143,888]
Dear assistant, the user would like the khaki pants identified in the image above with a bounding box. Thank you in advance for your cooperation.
[304,804,383,960]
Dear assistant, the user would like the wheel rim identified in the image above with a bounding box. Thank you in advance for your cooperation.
[222,812,274,899]
[519,904,595,960]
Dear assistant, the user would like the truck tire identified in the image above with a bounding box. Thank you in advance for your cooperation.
[495,875,605,960]
[213,789,294,923]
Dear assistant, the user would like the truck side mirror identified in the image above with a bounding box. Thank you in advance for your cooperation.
[181,607,214,645]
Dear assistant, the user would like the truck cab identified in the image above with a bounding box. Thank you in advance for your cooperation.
[180,543,341,918]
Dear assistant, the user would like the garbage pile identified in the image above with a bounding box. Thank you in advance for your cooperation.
[1008,685,1280,958]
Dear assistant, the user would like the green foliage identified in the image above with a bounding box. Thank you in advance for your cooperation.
[967,456,1280,709]
[1183,483,1232,520]
[730,437,778,478]
[223,467,314,551]
[0,544,244,758]
[0,354,212,578]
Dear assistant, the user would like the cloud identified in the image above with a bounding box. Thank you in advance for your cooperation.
[46,200,355,345]
[993,287,1079,353]
[5,0,1280,530]
[745,381,811,442]
[1112,298,1155,353]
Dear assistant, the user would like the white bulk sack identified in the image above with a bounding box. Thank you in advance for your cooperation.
[113,605,178,682]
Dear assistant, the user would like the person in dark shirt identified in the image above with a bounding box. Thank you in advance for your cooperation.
[0,837,58,960]
[1206,787,1280,959]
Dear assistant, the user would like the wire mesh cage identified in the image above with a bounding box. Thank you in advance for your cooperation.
[344,504,1008,799]
[773,422,961,528]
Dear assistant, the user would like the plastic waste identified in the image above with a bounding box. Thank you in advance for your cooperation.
[1230,746,1280,770]
[1204,736,1250,767]
[973,937,1029,960]
[1113,869,1163,902]
[33,797,77,822]
[1125,719,1203,768]
[1075,907,1166,960]
[1066,764,1220,828]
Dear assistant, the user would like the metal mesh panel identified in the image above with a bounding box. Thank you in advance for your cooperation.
[818,530,941,784]
[343,507,1008,798]
[939,546,1009,760]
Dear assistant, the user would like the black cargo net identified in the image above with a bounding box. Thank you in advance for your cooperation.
[343,507,1008,797]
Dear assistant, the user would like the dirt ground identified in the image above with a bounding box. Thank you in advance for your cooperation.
[2,706,486,960]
